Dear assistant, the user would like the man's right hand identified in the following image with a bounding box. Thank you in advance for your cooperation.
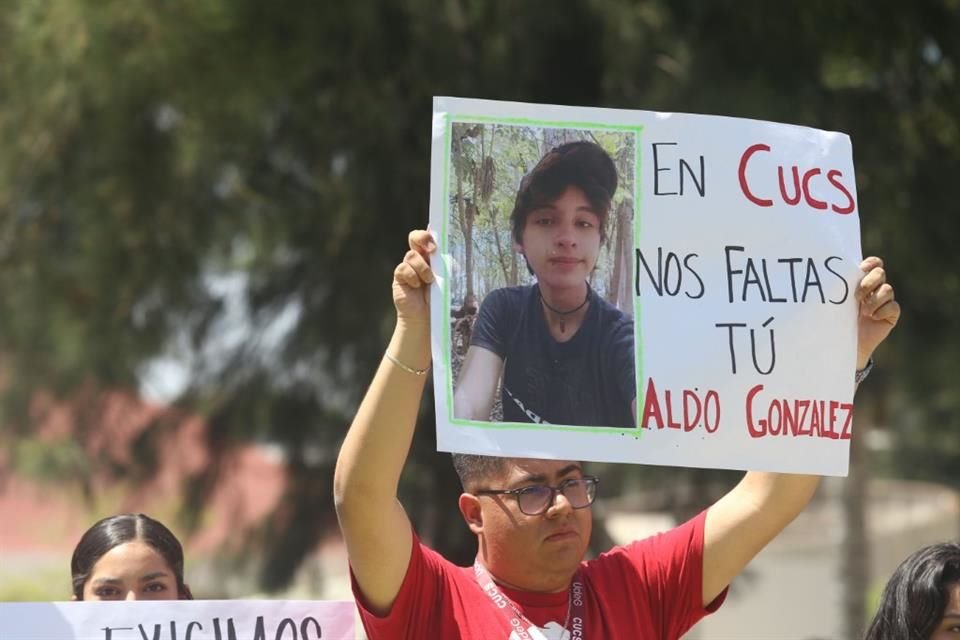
[393,230,435,325]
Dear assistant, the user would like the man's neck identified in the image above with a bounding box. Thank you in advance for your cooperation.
[477,558,573,594]
[538,282,589,313]
[537,283,591,341]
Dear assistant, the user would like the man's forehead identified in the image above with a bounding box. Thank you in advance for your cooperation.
[504,458,583,481]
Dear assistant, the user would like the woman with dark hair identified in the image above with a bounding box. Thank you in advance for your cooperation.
[864,542,960,640]
[71,513,193,601]
[453,139,636,428]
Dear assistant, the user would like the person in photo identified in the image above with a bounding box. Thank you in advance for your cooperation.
[454,140,635,428]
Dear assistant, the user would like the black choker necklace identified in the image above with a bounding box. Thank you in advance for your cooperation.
[538,287,590,334]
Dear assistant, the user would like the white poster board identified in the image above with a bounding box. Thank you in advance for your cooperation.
[430,96,862,476]
[0,600,355,640]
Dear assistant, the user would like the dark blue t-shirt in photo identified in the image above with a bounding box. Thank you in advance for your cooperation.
[469,284,636,428]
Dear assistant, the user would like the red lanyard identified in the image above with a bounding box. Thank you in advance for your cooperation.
[473,562,587,639]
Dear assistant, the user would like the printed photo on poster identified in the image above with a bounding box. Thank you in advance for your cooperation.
[445,123,637,429]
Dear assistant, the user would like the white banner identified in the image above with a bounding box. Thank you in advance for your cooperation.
[0,600,355,640]
[430,96,861,476]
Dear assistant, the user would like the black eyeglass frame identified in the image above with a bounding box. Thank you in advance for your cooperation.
[474,476,600,516]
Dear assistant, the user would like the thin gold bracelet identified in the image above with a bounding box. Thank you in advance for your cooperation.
[384,352,431,376]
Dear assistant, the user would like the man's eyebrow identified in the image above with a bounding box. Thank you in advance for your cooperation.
[514,473,548,486]
[512,464,584,486]
[557,464,583,478]
[514,464,583,486]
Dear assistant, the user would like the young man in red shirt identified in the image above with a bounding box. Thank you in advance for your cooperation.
[334,230,899,639]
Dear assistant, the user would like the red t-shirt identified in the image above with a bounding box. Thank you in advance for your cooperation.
[352,510,725,640]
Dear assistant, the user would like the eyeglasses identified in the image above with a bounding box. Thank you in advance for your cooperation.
[475,476,599,516]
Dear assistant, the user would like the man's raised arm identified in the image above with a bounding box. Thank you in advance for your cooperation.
[333,230,435,615]
[701,256,900,606]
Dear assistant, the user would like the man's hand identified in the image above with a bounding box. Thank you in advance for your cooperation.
[855,256,900,368]
[393,230,435,326]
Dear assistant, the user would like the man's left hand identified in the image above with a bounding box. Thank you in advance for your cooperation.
[855,256,900,368]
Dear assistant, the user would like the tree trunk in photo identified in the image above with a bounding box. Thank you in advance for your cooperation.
[607,198,633,311]
[542,128,572,155]
[457,171,475,300]
[478,127,505,288]
[453,127,477,300]
[491,214,511,287]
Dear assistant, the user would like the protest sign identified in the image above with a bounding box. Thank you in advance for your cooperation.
[0,600,354,640]
[429,96,862,475]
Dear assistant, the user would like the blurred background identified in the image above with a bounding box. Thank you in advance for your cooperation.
[0,2,957,638]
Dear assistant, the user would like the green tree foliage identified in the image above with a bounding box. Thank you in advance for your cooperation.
[0,2,957,611]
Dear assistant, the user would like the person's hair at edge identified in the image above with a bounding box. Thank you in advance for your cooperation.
[452,454,510,493]
[71,512,193,599]
[864,542,960,640]
[510,139,619,248]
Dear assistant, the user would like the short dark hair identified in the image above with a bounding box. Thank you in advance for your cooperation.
[864,542,960,640]
[510,140,618,246]
[71,513,192,599]
[451,454,509,492]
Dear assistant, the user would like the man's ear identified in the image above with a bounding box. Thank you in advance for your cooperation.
[71,594,78,601]
[459,492,484,535]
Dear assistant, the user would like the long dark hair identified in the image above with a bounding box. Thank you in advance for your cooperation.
[864,542,960,640]
[71,513,192,599]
